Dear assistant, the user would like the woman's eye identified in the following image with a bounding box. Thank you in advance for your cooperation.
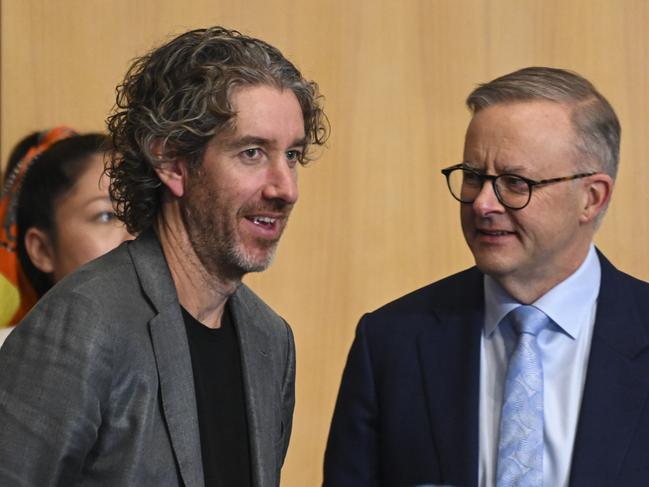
[96,211,115,223]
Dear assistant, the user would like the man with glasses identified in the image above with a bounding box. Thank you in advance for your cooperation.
[324,67,649,487]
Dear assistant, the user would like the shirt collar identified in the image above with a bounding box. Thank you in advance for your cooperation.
[484,244,601,339]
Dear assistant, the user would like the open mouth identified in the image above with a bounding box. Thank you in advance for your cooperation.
[247,216,278,229]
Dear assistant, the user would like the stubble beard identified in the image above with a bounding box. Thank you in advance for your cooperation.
[180,181,285,283]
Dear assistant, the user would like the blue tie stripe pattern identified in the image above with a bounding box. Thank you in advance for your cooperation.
[496,305,549,487]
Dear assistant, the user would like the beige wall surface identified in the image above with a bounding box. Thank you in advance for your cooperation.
[2,0,648,484]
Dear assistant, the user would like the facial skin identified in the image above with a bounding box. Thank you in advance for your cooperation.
[30,153,132,282]
[461,100,612,303]
[180,84,304,282]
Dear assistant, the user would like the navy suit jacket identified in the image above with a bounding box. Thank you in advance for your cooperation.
[324,252,649,486]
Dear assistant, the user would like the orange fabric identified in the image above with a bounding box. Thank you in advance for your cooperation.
[0,127,77,327]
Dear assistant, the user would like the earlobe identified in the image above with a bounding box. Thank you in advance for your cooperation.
[24,227,56,274]
[154,160,186,198]
[580,174,613,223]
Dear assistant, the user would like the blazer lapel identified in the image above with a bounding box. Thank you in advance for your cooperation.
[417,269,483,487]
[129,231,205,487]
[569,252,649,486]
[229,285,276,487]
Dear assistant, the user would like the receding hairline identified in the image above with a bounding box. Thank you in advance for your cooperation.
[467,95,615,172]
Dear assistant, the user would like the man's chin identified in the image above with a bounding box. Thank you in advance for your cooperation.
[233,245,278,274]
[471,254,516,278]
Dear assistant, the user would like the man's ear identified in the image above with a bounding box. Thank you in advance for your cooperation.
[579,173,614,224]
[154,159,187,198]
[150,139,187,198]
[24,227,55,274]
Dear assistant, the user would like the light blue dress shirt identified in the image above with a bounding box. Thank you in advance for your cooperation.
[478,245,600,487]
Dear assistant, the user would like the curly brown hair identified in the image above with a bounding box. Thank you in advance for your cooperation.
[107,26,329,235]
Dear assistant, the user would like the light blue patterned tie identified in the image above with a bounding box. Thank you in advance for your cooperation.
[496,305,549,487]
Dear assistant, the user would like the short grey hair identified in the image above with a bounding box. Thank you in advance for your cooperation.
[466,67,620,180]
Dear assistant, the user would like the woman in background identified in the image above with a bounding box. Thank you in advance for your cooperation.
[0,130,132,339]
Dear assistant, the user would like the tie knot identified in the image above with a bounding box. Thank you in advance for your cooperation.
[508,305,549,336]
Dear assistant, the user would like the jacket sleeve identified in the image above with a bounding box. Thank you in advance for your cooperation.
[323,315,379,486]
[0,291,113,487]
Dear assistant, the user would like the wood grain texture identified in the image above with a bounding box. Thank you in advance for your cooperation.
[2,1,648,484]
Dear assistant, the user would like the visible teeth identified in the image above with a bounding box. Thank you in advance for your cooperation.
[252,216,276,224]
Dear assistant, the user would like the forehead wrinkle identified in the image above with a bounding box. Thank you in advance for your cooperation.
[465,120,552,177]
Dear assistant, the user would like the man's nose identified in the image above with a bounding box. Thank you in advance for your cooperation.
[262,158,299,204]
[472,179,504,215]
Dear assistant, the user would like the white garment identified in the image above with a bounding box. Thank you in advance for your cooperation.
[479,245,600,487]
[0,326,13,348]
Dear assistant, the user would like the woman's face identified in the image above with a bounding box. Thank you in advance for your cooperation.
[48,153,132,282]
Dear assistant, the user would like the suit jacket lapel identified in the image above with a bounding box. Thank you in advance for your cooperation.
[229,285,276,487]
[417,268,483,487]
[569,252,649,486]
[129,231,205,487]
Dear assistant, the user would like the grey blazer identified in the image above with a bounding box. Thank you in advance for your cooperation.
[0,231,295,487]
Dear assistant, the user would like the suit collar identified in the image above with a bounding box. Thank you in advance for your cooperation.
[128,230,205,487]
[229,285,277,487]
[129,231,279,487]
[417,267,483,487]
[128,230,179,313]
[569,250,649,485]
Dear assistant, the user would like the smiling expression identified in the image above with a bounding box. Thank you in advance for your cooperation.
[181,84,305,281]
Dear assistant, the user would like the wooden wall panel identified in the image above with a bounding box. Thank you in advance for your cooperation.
[2,1,648,484]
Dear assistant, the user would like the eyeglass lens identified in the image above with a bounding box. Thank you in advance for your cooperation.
[446,168,530,209]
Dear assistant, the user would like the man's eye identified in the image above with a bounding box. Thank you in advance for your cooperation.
[500,176,528,193]
[462,170,482,186]
[286,150,303,162]
[242,148,261,159]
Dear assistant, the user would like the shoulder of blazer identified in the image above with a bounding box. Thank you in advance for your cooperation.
[595,249,649,357]
[40,234,151,318]
[367,266,484,319]
[598,248,649,302]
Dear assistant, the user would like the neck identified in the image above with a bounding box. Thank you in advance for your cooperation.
[494,242,593,304]
[155,201,239,329]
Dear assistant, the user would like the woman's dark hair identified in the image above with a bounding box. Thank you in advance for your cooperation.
[16,133,111,296]
[4,132,40,183]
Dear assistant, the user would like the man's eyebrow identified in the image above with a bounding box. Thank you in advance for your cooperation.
[291,137,308,148]
[498,164,528,174]
[225,136,271,150]
[224,135,308,151]
[462,161,529,174]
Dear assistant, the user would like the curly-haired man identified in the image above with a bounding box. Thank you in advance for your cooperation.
[0,27,327,487]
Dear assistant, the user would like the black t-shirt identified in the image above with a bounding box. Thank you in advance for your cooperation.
[182,305,252,487]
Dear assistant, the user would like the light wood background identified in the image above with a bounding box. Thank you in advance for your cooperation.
[2,1,648,484]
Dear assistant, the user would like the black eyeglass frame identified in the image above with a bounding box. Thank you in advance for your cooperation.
[441,163,599,210]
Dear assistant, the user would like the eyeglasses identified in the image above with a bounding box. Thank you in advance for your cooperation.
[441,163,598,210]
